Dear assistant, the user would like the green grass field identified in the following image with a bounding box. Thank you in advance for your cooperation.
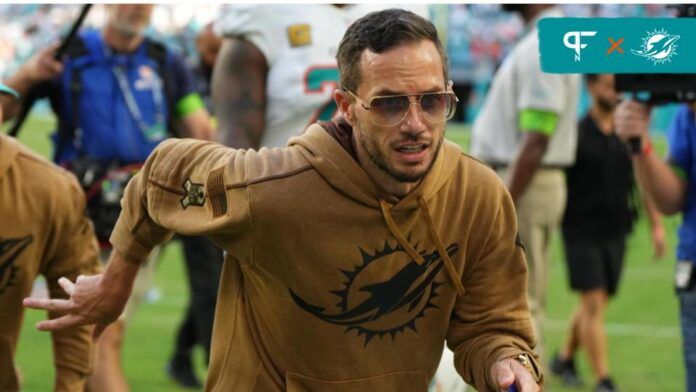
[10,116,683,391]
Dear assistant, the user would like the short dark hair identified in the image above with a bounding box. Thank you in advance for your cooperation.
[336,8,449,92]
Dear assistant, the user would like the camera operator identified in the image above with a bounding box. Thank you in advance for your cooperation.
[551,75,665,392]
[615,99,696,392]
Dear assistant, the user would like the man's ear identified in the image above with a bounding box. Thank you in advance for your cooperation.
[334,89,354,126]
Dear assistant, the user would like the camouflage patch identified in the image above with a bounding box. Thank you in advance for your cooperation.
[180,178,205,209]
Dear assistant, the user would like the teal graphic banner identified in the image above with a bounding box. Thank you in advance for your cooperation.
[539,18,695,73]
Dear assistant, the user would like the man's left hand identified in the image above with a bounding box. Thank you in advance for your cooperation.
[491,357,540,392]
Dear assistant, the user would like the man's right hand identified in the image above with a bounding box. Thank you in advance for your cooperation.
[490,356,540,392]
[23,274,127,339]
[614,100,652,144]
[23,250,142,339]
[23,42,64,85]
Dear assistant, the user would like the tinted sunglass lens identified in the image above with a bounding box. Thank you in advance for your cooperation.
[420,94,446,115]
[371,96,410,125]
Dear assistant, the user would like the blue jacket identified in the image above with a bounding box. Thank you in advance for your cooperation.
[45,29,193,164]
[668,104,696,263]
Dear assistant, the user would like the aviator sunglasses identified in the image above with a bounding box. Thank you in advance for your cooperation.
[345,87,458,127]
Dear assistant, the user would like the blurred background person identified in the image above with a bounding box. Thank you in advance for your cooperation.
[214,4,363,150]
[469,3,581,359]
[615,98,696,392]
[212,4,428,150]
[551,74,665,392]
[0,81,100,391]
[1,4,213,392]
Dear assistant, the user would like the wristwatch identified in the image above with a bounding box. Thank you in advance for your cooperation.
[515,353,535,376]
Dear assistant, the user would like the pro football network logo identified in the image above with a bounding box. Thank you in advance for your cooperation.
[631,29,680,65]
[563,31,597,62]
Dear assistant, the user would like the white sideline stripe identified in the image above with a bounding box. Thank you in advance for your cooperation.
[547,318,680,339]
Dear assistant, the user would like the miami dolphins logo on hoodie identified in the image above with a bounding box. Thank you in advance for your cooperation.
[290,241,459,346]
[0,236,33,295]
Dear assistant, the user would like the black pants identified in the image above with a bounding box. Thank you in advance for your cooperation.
[173,235,224,363]
[563,235,626,296]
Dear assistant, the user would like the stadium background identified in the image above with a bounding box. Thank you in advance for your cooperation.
[0,4,684,391]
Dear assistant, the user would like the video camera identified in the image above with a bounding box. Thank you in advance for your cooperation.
[615,4,696,104]
[615,74,696,104]
[673,4,696,18]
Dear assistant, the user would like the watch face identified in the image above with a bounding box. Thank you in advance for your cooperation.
[516,354,536,377]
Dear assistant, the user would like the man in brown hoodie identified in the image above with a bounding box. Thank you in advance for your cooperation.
[25,9,542,391]
[0,82,100,391]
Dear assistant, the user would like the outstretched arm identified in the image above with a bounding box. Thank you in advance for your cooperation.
[25,138,252,333]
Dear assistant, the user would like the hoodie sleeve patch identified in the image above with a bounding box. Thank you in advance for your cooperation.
[208,166,228,218]
[180,178,206,209]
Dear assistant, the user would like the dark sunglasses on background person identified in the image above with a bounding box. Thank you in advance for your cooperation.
[345,86,458,127]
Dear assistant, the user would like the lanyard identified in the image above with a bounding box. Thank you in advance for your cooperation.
[106,46,166,135]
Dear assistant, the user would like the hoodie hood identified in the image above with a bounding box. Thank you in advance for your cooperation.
[288,121,462,212]
[289,119,466,296]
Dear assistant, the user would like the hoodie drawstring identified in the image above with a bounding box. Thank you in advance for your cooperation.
[417,197,466,296]
[379,198,466,296]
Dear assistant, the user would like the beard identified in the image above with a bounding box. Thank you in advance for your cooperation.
[356,120,443,183]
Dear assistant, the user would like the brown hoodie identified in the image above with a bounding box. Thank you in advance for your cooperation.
[111,121,541,391]
[0,134,100,391]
